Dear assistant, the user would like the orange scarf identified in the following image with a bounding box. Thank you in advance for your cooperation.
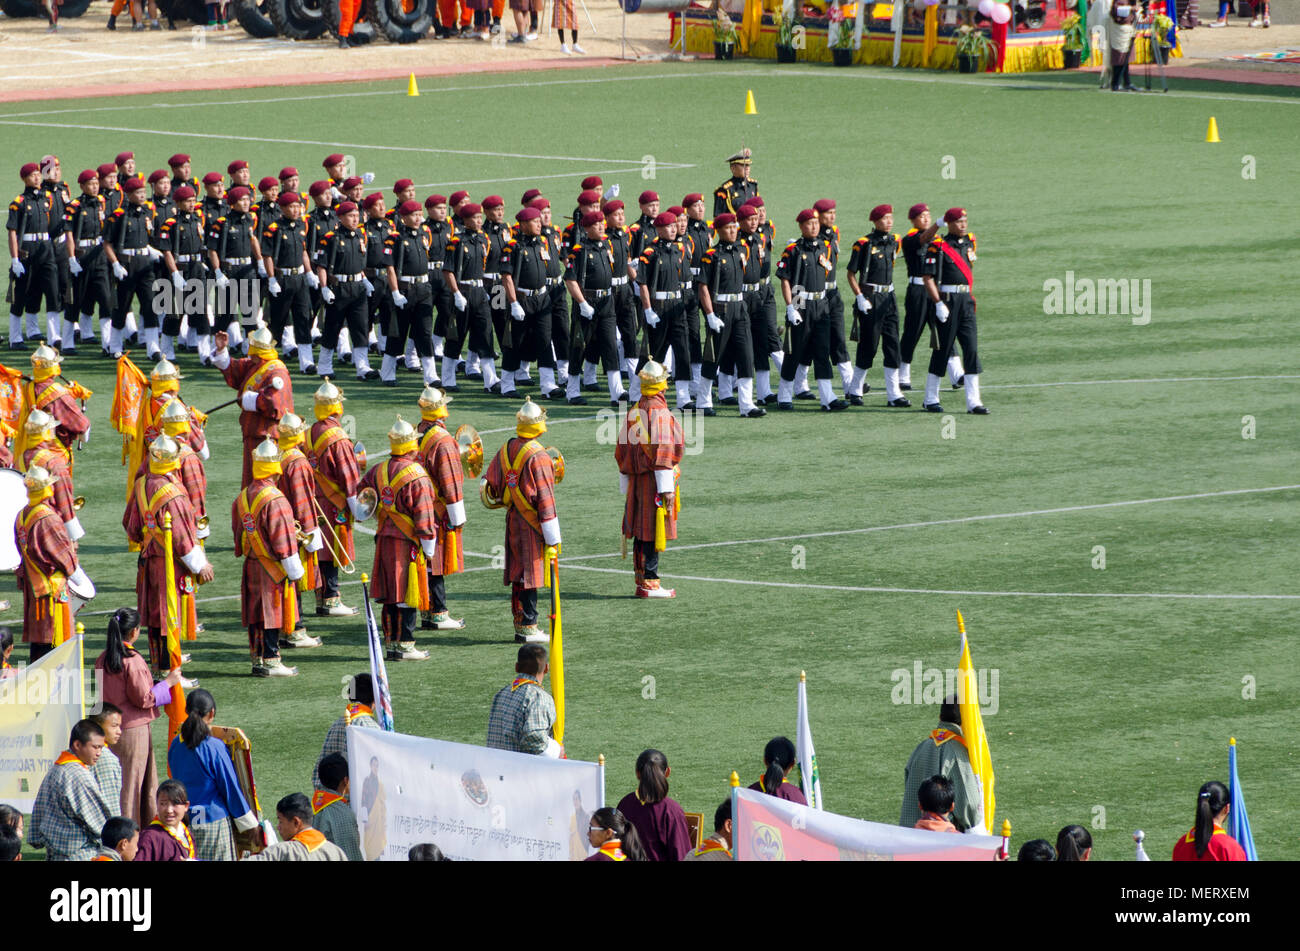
[693,838,731,858]
[930,728,967,748]
[511,677,540,692]
[344,702,374,725]
[596,840,626,861]
[312,790,347,814]
[150,818,196,859]
[55,750,87,768]
[293,828,327,852]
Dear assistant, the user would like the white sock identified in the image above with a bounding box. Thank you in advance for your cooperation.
[500,368,516,394]
[964,373,982,410]
[62,314,80,347]
[738,377,756,415]
[432,334,444,359]
[318,347,335,378]
[481,357,499,388]
[900,362,911,387]
[368,326,378,347]
[626,359,641,401]
[442,356,459,386]
[144,327,160,354]
[25,312,40,338]
[9,314,22,345]
[124,311,138,336]
[46,311,63,345]
[884,367,903,401]
[818,378,835,406]
[948,354,964,385]
[404,340,418,369]
[380,354,398,382]
[421,355,438,385]
[769,350,784,372]
[556,359,569,384]
[717,372,734,401]
[197,336,212,361]
[697,375,713,409]
[77,313,94,342]
[777,378,794,403]
[282,325,298,351]
[794,364,809,394]
[690,362,703,399]
[838,360,853,393]
[339,328,352,356]
[850,366,867,397]
[98,318,111,346]
[227,321,244,348]
[582,361,598,386]
[675,380,691,408]
[161,334,176,360]
[352,346,372,374]
[299,345,315,372]
[663,349,675,377]
[616,337,625,363]
[755,372,771,402]
[925,373,942,407]
[109,326,124,355]
[565,374,581,399]
[466,351,481,374]
[185,323,198,348]
[539,366,557,392]
[607,371,625,401]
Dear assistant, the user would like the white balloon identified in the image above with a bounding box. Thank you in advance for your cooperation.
[977,0,994,15]
[991,2,1011,22]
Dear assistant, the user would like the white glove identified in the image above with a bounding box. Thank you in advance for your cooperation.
[240,391,260,412]
[362,172,375,184]
[578,301,595,320]
[362,277,375,295]
[271,376,283,391]
[68,565,91,589]
[10,260,24,278]
[346,494,366,520]
[391,290,408,309]
[542,737,563,759]
[255,259,267,278]
[510,301,525,321]
[280,553,305,582]
[180,546,210,575]
[619,473,629,495]
[171,271,186,291]
[68,258,83,276]
[147,246,162,261]
[445,499,467,528]
[540,517,561,547]
[786,304,802,326]
[934,300,949,323]
[855,293,871,313]
[195,522,210,541]
[215,269,230,288]
[321,286,335,304]
[112,261,128,280]
[603,184,620,201]
[706,312,724,334]
[305,526,323,553]
[644,308,660,328]
[420,537,436,559]
[453,291,467,311]
[267,276,281,296]
[305,271,320,289]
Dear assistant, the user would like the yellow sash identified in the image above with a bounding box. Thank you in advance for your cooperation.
[135,477,186,554]
[496,439,544,535]
[310,424,350,508]
[236,485,287,583]
[418,425,461,573]
[240,359,286,405]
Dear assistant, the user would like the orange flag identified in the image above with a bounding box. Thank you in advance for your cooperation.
[111,356,147,501]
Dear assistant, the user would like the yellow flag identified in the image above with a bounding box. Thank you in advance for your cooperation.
[956,612,994,834]
[547,546,565,746]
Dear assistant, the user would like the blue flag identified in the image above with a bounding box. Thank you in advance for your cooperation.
[1228,738,1257,860]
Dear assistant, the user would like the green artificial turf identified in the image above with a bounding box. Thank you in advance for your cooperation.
[3,61,1298,860]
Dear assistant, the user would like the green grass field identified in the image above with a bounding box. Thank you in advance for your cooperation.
[3,62,1299,860]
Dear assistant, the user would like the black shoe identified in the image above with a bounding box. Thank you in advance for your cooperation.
[362,368,380,380]
[302,364,316,375]
[720,396,739,405]
[968,405,990,415]
[542,387,564,401]
[62,346,76,356]
[848,394,864,406]
[610,401,621,409]
[794,391,816,401]
[339,35,351,48]
[776,401,793,411]
[167,18,176,29]
[952,376,965,389]
[822,399,849,412]
[442,384,460,393]
[888,397,912,408]
[743,407,767,418]
[617,391,629,402]
[8,342,28,351]
[487,382,501,394]
[680,401,696,411]
[763,393,778,405]
[923,402,944,413]
[862,383,871,393]
[900,382,913,391]
[404,363,421,373]
[701,407,717,417]
[466,370,483,380]
[107,14,116,29]
[381,379,397,387]
[567,396,587,406]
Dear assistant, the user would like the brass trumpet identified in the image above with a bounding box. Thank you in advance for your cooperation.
[73,496,86,511]
[308,494,356,575]
[546,447,565,484]
[479,480,505,510]
[293,520,314,546]
[196,515,210,531]
[353,486,378,521]
[455,424,484,479]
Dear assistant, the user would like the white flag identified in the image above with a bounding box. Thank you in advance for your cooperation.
[363,580,395,731]
[797,673,823,810]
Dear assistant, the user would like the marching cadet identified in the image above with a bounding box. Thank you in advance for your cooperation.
[443,203,500,396]
[359,417,437,661]
[569,176,603,230]
[561,189,601,256]
[362,192,393,356]
[814,199,855,400]
[501,206,562,401]
[125,434,213,675]
[424,195,460,389]
[232,438,305,678]
[168,154,199,197]
[342,176,365,206]
[533,196,568,389]
[39,157,74,352]
[776,209,846,412]
[148,170,177,227]
[602,199,639,401]
[274,413,324,649]
[158,185,210,363]
[666,205,699,403]
[322,154,348,198]
[98,163,123,217]
[737,204,779,406]
[481,399,561,643]
[104,176,162,360]
[307,181,339,349]
[316,201,378,381]
[114,152,136,189]
[845,204,909,408]
[898,203,941,392]
[262,192,320,376]
[279,167,306,204]
[147,170,178,357]
[615,360,684,599]
[20,409,85,544]
[922,208,987,415]
[256,177,282,233]
[228,160,253,192]
[390,182,421,374]
[713,148,758,218]
[627,190,658,267]
[415,386,468,631]
[199,172,228,227]
[208,185,261,352]
[8,163,63,352]
[482,195,515,390]
[213,325,294,487]
[19,343,91,466]
[308,379,362,616]
[563,210,625,406]
[382,200,437,388]
[63,170,112,354]
[697,213,762,418]
[681,194,712,400]
[16,465,88,663]
[637,212,693,410]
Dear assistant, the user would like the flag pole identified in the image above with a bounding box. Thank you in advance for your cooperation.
[548,546,566,747]
[361,572,395,732]
[162,513,185,748]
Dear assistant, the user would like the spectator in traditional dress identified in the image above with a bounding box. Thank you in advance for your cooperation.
[685,800,733,861]
[313,672,378,790]
[29,719,112,861]
[553,0,583,53]
[749,736,807,804]
[615,749,692,862]
[1055,824,1093,861]
[913,776,958,833]
[243,794,349,862]
[136,780,195,861]
[90,704,124,819]
[313,753,362,862]
[95,817,139,862]
[584,807,646,861]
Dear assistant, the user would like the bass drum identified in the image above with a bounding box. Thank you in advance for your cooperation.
[0,468,27,572]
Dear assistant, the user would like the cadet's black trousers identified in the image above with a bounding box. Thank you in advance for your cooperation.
[386,281,434,357]
[645,298,691,382]
[570,292,619,373]
[463,284,494,357]
[112,257,155,329]
[612,283,639,360]
[927,292,981,378]
[853,289,901,370]
[505,292,554,371]
[702,300,754,380]
[73,251,113,322]
[548,282,569,365]
[826,287,849,364]
[683,278,702,364]
[268,273,311,346]
[322,285,369,352]
[10,245,61,316]
[780,298,832,380]
[899,282,933,364]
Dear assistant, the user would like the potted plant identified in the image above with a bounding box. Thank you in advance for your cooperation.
[1059,12,1085,68]
[954,24,995,72]
[774,6,800,63]
[827,3,855,66]
[713,9,738,60]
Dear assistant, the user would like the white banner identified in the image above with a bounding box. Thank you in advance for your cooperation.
[0,637,85,810]
[733,788,1003,861]
[346,727,604,861]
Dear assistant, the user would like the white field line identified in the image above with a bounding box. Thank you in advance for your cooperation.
[558,563,1300,600]
[985,374,1300,390]
[412,166,694,189]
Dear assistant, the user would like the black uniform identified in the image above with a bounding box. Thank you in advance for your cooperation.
[740,224,778,376]
[443,228,493,372]
[605,222,638,365]
[64,192,113,330]
[209,208,260,327]
[682,216,711,366]
[820,225,850,367]
[483,218,513,371]
[317,223,371,363]
[699,235,754,384]
[713,175,759,219]
[777,235,833,381]
[540,223,569,372]
[924,232,981,380]
[383,223,435,363]
[157,208,209,337]
[563,232,620,379]
[262,217,313,349]
[501,231,554,377]
[150,192,179,337]
[423,216,457,357]
[41,180,72,329]
[364,214,395,346]
[307,203,338,334]
[846,229,902,372]
[636,235,690,384]
[105,200,158,332]
[7,185,61,326]
[900,225,938,369]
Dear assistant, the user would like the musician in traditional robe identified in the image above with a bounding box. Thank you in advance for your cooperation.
[415,385,467,631]
[16,465,85,662]
[15,343,90,471]
[275,412,323,648]
[19,408,84,544]
[213,326,293,487]
[125,359,208,493]
[614,360,683,599]
[308,379,362,617]
[481,398,561,643]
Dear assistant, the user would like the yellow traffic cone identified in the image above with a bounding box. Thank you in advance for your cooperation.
[744,89,757,115]
[1206,116,1220,142]
[408,73,420,97]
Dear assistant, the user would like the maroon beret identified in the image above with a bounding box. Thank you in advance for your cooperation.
[20,162,42,179]
[580,175,603,190]
[279,166,299,181]
[638,190,659,205]
[813,198,836,213]
[449,190,470,205]
[147,169,168,184]
[943,207,967,223]
[227,185,252,202]
[869,203,893,221]
[520,188,542,205]
[907,202,929,220]
[307,180,331,198]
[397,199,421,216]
[482,195,504,209]
[227,160,248,174]
[174,185,196,201]
[459,202,482,218]
[683,193,704,205]
[737,204,758,219]
[336,200,358,215]
[748,195,765,208]
[114,151,134,166]
[393,179,414,192]
[713,213,737,228]
[425,194,447,208]
[122,176,146,192]
[257,176,278,191]
[577,189,601,206]
[667,205,686,217]
[602,199,624,215]
[516,207,541,223]
[97,163,118,178]
[796,208,817,224]
[652,212,677,228]
[579,210,604,228]
[167,153,190,167]
[322,153,346,167]
[76,169,97,185]
[201,171,223,186]
[278,192,303,207]
[362,193,383,210]
[342,176,363,190]
[528,196,550,210]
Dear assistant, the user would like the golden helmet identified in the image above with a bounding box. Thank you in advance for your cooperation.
[638,359,669,386]
[23,465,58,491]
[148,433,181,465]
[315,378,345,406]
[248,326,276,351]
[31,343,62,369]
[418,385,451,410]
[159,398,191,429]
[388,415,418,450]
[516,398,547,427]
[251,437,282,465]
[24,408,55,436]
[151,358,183,382]
[277,412,309,439]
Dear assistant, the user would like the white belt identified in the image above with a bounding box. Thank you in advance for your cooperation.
[545,276,563,287]
[743,282,764,292]
[280,266,305,276]
[427,260,443,269]
[909,277,926,286]
[827,280,838,289]
[801,290,827,300]
[22,232,49,241]
[690,267,701,276]
[681,279,693,289]
[175,254,201,263]
[399,274,429,284]
[586,289,610,299]
[518,286,547,297]
[866,282,894,293]
[336,273,366,283]
[610,276,629,286]
[714,293,744,302]
[120,247,151,257]
[483,271,500,279]
[652,291,680,300]
[226,256,252,265]
[77,238,101,248]
[940,284,970,293]
[460,278,483,287]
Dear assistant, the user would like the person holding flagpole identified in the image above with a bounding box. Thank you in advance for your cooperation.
[748,736,807,804]
[313,672,380,789]
[899,693,982,833]
[1171,781,1247,861]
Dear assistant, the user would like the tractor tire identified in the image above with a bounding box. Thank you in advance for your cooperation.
[157,0,205,23]
[321,0,376,44]
[266,0,326,39]
[0,0,41,18]
[60,0,92,15]
[366,0,433,44]
[234,0,279,35]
